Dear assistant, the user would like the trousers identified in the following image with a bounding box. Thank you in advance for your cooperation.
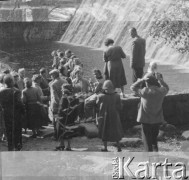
[141,123,160,152]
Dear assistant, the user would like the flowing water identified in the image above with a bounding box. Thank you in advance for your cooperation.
[61,0,189,67]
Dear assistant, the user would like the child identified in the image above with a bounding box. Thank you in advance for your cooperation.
[96,80,123,152]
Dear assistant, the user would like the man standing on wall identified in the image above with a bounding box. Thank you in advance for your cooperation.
[130,27,146,83]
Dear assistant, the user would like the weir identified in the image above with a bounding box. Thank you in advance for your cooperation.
[61,0,189,67]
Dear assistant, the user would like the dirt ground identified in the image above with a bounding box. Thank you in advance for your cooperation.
[0,125,186,152]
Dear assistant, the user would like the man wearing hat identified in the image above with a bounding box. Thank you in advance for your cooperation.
[130,73,169,152]
[49,69,67,140]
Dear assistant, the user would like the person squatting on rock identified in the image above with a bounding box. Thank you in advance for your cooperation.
[130,73,169,152]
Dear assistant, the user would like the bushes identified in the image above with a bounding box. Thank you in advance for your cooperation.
[149,0,189,53]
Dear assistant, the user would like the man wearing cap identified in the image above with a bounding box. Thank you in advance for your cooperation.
[130,74,169,152]
[49,69,67,140]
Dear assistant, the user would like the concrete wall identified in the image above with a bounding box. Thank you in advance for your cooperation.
[0,21,70,44]
[121,93,189,129]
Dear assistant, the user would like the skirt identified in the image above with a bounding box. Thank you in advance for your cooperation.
[26,103,42,129]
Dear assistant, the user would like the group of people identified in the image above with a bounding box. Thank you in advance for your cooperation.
[0,27,169,152]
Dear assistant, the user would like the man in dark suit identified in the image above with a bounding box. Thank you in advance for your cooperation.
[130,28,146,83]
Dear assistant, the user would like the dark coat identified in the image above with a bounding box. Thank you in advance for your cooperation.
[131,37,146,69]
[103,46,127,88]
[97,93,123,142]
[0,87,25,150]
[22,87,42,129]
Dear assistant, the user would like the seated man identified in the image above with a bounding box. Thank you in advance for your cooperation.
[55,84,80,151]
[72,69,89,94]
[84,69,104,121]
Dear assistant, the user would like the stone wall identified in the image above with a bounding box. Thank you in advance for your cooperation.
[0,21,70,44]
[121,93,189,129]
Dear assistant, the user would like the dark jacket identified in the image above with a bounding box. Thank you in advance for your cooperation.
[131,37,146,69]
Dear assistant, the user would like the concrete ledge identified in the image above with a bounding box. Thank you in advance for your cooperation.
[120,93,189,129]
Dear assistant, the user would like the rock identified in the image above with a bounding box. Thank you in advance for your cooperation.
[79,123,98,139]
[160,123,176,132]
[130,125,141,133]
[111,138,142,147]
[182,130,189,140]
[157,130,165,141]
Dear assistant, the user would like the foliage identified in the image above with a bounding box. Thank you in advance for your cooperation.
[149,0,189,53]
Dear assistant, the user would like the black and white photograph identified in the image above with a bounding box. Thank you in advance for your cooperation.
[1,0,189,179]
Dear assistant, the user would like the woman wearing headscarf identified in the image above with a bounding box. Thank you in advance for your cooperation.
[22,78,42,138]
[96,80,123,152]
[103,38,127,98]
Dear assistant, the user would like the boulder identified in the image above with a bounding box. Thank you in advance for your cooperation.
[160,123,176,132]
[79,123,98,139]
[111,137,142,147]
[182,130,189,140]
[157,130,165,141]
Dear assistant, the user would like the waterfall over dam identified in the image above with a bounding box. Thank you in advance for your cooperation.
[61,0,189,67]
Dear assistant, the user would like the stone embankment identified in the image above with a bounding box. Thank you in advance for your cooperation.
[121,93,189,129]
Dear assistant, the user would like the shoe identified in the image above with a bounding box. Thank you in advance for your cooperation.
[51,136,58,141]
[55,146,65,151]
[65,147,72,151]
[131,93,139,97]
[117,147,122,152]
[101,148,108,152]
[30,134,37,138]
[120,93,127,98]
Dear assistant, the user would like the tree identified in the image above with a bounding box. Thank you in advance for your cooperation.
[149,0,189,53]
